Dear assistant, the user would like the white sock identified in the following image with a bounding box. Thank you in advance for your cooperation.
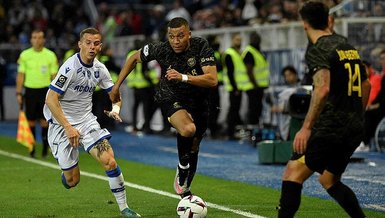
[106,166,128,211]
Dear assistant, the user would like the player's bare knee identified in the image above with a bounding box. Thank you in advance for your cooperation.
[281,161,306,183]
[319,175,337,190]
[180,123,196,137]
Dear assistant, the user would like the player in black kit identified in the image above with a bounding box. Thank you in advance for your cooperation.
[277,2,371,218]
[111,17,218,198]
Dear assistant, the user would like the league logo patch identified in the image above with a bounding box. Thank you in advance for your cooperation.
[187,58,196,67]
[143,45,149,56]
[55,75,67,88]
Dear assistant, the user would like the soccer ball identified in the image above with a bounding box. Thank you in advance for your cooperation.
[176,195,207,218]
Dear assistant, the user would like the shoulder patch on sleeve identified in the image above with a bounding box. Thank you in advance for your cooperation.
[143,45,149,56]
[55,75,68,88]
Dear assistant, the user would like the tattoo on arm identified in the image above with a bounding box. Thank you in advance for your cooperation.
[94,139,111,158]
[303,69,330,129]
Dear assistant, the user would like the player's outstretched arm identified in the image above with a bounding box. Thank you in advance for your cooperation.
[110,50,142,104]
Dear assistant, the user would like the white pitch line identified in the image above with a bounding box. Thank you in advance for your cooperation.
[0,149,264,218]
[364,204,385,212]
[157,146,221,158]
[343,176,385,186]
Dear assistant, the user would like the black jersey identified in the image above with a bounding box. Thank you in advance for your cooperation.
[306,34,367,115]
[140,37,215,108]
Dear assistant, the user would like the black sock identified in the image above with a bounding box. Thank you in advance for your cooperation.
[177,134,193,166]
[187,152,198,187]
[41,127,49,156]
[327,181,365,218]
[278,181,302,218]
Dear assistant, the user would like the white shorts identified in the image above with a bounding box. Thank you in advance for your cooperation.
[48,116,111,170]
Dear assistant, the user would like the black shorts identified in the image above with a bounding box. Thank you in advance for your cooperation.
[161,100,208,137]
[291,111,363,176]
[24,87,48,121]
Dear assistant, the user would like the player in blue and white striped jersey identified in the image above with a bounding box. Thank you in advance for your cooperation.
[43,28,140,217]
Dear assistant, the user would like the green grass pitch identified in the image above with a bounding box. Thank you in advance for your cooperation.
[0,136,383,217]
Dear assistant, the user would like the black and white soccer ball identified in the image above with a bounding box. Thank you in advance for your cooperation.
[176,195,207,218]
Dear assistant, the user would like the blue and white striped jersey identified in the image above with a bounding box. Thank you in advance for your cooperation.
[43,53,114,125]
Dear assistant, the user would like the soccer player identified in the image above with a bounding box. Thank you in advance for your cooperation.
[16,29,58,158]
[43,28,141,217]
[277,2,370,218]
[110,17,218,198]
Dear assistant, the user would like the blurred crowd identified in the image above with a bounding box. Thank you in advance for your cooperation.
[1,0,385,62]
[0,0,384,148]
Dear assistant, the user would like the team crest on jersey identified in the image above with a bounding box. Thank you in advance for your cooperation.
[55,75,67,88]
[94,71,100,78]
[187,58,196,67]
[173,102,182,109]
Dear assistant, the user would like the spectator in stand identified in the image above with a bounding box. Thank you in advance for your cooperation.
[271,65,301,141]
[8,0,27,35]
[361,51,385,151]
[364,60,382,107]
[143,4,166,39]
[267,3,283,23]
[282,0,300,22]
[117,7,143,36]
[166,0,192,24]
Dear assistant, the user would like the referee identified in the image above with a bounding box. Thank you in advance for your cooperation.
[16,29,58,158]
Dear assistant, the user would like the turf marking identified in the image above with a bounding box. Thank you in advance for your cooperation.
[343,176,385,186]
[364,204,385,212]
[157,146,221,158]
[0,149,264,218]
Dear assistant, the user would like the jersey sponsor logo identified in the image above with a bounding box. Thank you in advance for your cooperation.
[94,71,100,78]
[74,85,95,93]
[55,75,67,88]
[173,101,182,109]
[201,56,214,63]
[187,57,196,67]
[143,45,149,56]
[77,67,83,74]
[65,67,71,74]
